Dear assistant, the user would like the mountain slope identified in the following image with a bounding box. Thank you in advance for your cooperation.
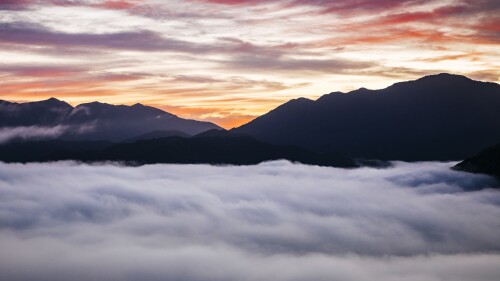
[61,102,220,141]
[0,137,357,168]
[0,140,113,163]
[454,143,500,179]
[234,73,500,161]
[0,98,72,126]
[0,99,221,142]
[123,130,191,143]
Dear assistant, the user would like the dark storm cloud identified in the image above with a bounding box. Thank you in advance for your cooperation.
[0,161,499,280]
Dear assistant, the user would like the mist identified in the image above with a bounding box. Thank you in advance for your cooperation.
[0,125,68,144]
[0,123,96,144]
[0,161,499,281]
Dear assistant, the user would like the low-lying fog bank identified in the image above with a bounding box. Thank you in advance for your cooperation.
[0,161,499,281]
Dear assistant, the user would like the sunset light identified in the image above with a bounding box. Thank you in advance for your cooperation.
[1,0,498,128]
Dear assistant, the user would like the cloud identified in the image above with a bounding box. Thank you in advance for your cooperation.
[224,55,375,73]
[195,0,431,11]
[0,22,209,53]
[0,125,68,143]
[0,65,88,78]
[0,22,297,56]
[0,19,436,78]
[195,0,499,18]
[0,0,32,10]
[0,0,145,11]
[0,124,97,144]
[0,0,498,129]
[0,161,499,280]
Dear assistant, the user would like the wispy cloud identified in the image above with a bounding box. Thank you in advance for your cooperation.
[0,0,146,11]
[0,124,96,144]
[0,22,211,53]
[0,0,498,127]
[0,125,68,143]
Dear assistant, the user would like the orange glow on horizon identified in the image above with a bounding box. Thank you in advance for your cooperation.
[0,0,498,128]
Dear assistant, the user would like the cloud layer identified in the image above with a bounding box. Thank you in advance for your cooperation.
[0,161,499,280]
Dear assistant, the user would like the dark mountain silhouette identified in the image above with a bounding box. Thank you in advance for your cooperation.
[454,143,500,179]
[0,98,72,126]
[194,128,241,138]
[0,136,357,168]
[0,140,113,163]
[123,130,191,143]
[233,73,500,161]
[0,98,221,141]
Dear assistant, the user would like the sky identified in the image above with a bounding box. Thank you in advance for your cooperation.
[0,0,499,128]
[0,160,499,281]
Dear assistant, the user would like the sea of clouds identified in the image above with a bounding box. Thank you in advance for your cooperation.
[0,160,499,281]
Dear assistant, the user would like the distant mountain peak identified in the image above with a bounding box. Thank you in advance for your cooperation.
[284,97,313,106]
[194,129,231,138]
[124,130,191,143]
[38,97,72,107]
[294,97,313,102]
[327,91,345,95]
[0,99,14,105]
[420,73,471,80]
[351,87,372,94]
[0,98,222,142]
[80,101,108,107]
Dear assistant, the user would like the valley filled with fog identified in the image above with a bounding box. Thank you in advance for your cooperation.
[0,161,499,280]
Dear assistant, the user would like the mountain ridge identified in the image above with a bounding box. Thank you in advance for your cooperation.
[0,98,221,142]
[0,137,357,168]
[454,142,500,180]
[2,73,500,162]
[233,73,500,161]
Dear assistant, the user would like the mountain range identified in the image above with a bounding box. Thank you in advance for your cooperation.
[1,73,500,167]
[234,73,500,161]
[0,98,220,141]
[0,130,356,168]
